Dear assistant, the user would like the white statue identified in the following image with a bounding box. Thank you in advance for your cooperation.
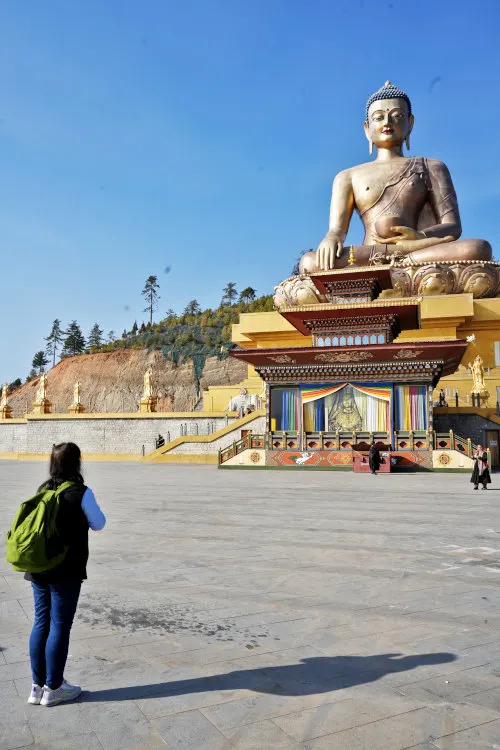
[35,373,47,403]
[142,367,154,400]
[0,382,8,408]
[73,381,81,405]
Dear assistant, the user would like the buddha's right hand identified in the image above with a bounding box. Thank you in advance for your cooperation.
[317,232,344,270]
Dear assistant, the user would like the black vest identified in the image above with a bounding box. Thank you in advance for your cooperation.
[27,482,89,584]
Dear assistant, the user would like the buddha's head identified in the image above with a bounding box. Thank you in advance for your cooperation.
[364,81,414,153]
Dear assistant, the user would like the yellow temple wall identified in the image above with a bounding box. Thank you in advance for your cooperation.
[202,375,265,412]
[398,295,500,407]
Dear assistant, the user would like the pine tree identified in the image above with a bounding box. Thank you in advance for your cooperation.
[239,287,257,304]
[221,282,238,306]
[184,299,201,315]
[107,330,116,343]
[141,275,160,324]
[131,321,138,336]
[87,323,104,349]
[61,321,86,357]
[45,319,65,366]
[32,350,48,374]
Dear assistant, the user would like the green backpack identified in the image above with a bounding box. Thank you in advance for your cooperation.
[5,481,74,573]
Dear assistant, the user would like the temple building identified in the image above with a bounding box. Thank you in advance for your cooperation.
[215,82,500,470]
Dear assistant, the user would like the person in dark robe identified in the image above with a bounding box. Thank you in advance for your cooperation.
[369,443,381,474]
[471,444,491,490]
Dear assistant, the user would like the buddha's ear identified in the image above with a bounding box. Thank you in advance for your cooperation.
[408,114,415,134]
[363,121,373,154]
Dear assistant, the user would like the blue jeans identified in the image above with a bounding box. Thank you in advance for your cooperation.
[29,581,81,689]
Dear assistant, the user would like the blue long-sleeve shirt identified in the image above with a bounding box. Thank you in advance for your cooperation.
[81,488,106,530]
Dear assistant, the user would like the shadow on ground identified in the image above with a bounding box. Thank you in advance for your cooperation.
[81,652,456,703]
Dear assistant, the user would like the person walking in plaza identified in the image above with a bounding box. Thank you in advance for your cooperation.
[26,442,106,706]
[471,443,491,490]
[368,442,381,474]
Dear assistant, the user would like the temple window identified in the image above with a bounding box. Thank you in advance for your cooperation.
[378,334,385,344]
[370,334,377,344]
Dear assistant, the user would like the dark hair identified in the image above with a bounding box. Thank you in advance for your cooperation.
[42,442,84,490]
[366,81,412,121]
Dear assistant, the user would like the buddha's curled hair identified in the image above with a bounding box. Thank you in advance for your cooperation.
[366,81,412,120]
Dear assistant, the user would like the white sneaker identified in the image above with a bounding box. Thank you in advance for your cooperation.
[40,679,82,706]
[28,684,44,705]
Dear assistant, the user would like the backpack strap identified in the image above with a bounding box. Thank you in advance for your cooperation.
[53,481,76,497]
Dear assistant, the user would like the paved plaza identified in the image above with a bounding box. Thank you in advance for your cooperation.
[1,463,500,749]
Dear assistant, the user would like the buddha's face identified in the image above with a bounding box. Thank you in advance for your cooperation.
[343,395,355,410]
[364,97,413,150]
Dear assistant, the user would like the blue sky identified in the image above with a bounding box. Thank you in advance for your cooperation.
[1,0,499,382]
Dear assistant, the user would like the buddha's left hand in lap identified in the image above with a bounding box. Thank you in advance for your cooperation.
[372,225,455,255]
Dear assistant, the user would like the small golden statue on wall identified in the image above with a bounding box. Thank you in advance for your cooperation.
[139,366,157,413]
[0,382,12,419]
[32,372,51,414]
[470,354,489,404]
[69,380,85,414]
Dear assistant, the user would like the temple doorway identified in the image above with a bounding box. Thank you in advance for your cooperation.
[486,430,500,467]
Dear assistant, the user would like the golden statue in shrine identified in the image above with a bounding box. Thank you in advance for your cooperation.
[470,354,489,402]
[328,387,363,432]
[276,81,499,305]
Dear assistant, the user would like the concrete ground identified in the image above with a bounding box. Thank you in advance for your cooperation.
[1,463,500,750]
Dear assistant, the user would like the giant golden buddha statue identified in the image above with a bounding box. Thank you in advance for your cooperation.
[274,81,499,303]
[301,81,492,273]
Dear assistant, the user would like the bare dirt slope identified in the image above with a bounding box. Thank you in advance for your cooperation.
[8,349,247,416]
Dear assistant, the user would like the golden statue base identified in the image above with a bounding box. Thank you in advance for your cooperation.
[274,260,500,309]
[382,260,500,299]
[0,405,12,419]
[139,397,157,413]
[69,404,85,414]
[32,400,51,415]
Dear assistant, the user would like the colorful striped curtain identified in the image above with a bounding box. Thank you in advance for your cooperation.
[301,384,347,403]
[280,388,300,431]
[395,386,427,430]
[303,400,326,431]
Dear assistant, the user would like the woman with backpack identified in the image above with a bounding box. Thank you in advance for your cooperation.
[26,442,106,706]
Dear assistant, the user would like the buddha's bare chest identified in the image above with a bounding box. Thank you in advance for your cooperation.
[350,162,426,213]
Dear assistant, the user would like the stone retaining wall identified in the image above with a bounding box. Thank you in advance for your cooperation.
[0,414,234,456]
